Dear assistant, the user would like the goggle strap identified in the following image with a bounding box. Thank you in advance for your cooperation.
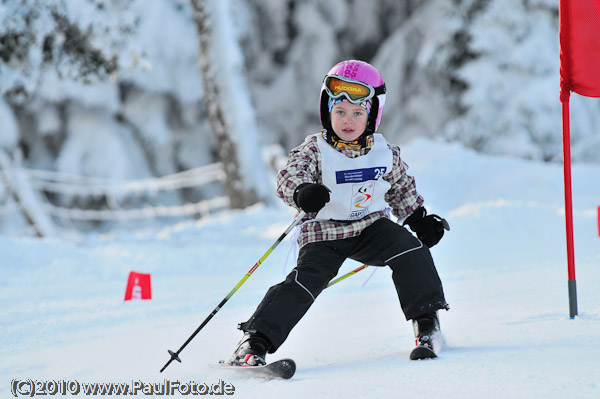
[374,84,386,95]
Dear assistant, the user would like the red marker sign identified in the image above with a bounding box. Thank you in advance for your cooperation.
[124,271,152,301]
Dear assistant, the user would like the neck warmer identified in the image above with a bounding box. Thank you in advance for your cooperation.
[321,128,372,150]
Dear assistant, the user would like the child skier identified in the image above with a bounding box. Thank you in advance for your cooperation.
[230,60,450,365]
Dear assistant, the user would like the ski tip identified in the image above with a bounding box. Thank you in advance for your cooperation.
[276,358,296,379]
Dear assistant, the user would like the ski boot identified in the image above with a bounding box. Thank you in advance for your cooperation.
[229,332,271,366]
[410,312,440,360]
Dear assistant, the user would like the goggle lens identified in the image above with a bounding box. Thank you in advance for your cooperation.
[325,76,373,101]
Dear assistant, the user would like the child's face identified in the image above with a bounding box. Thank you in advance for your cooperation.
[330,101,369,142]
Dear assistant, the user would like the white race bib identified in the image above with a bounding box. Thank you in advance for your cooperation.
[315,133,393,221]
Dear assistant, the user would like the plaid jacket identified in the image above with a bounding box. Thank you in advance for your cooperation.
[276,134,424,248]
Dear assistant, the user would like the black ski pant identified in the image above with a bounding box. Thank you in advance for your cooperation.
[239,218,448,352]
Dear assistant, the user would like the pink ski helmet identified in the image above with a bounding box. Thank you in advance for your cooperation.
[319,60,387,135]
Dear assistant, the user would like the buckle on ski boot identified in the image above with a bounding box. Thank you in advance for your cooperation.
[412,312,440,349]
[229,332,271,366]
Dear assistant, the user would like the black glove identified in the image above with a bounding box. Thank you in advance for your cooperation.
[293,183,330,213]
[403,206,450,248]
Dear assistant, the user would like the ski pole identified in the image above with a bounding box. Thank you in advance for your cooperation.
[326,264,370,288]
[160,211,305,373]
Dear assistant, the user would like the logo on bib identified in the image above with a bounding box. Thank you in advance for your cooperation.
[348,182,375,219]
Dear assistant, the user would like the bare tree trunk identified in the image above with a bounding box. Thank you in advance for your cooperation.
[190,0,258,209]
[0,179,44,238]
[0,151,53,238]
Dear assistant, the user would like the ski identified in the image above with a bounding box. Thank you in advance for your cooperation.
[212,358,296,380]
[409,345,437,360]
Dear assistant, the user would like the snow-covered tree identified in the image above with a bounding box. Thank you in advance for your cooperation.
[190,0,272,208]
[0,0,275,235]
[0,0,136,103]
[2,0,599,236]
[442,0,600,162]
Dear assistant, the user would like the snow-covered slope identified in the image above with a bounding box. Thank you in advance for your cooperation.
[1,138,599,398]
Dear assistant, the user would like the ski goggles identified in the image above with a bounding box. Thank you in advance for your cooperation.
[323,75,386,103]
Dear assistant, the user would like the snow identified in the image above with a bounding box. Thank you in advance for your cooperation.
[117,0,204,101]
[1,138,599,398]
[56,107,147,180]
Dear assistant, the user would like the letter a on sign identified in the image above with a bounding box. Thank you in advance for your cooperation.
[124,271,152,301]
